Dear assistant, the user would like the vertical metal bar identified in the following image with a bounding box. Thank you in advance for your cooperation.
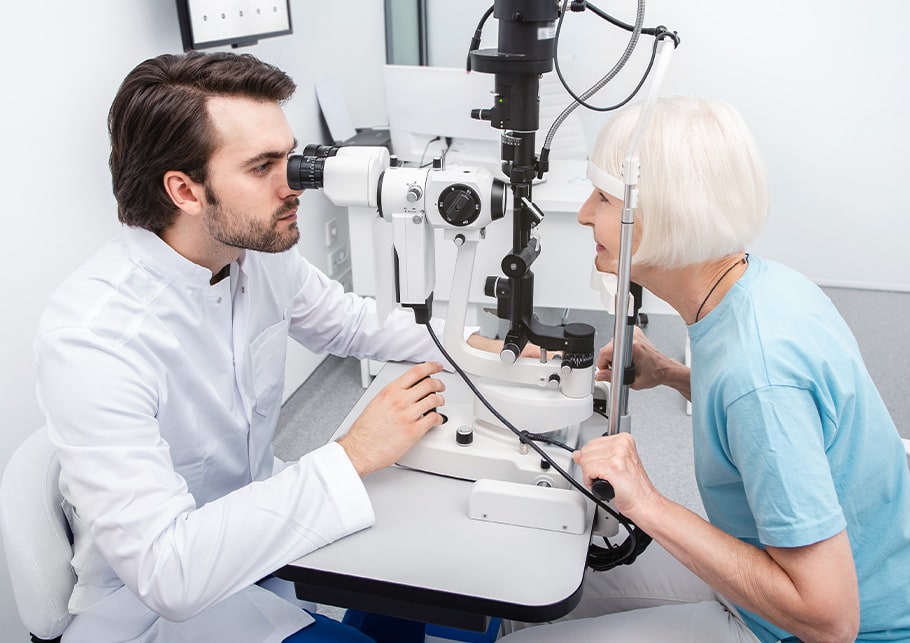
[608,195,636,436]
[383,0,395,64]
[417,0,429,65]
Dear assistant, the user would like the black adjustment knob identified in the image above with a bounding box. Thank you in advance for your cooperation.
[561,322,596,370]
[437,184,481,227]
[484,276,499,298]
[456,426,474,446]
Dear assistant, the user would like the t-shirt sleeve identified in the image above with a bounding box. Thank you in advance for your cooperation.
[726,385,846,548]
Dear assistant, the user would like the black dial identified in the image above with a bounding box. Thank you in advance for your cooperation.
[437,184,481,227]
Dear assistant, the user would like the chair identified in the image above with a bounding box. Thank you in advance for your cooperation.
[0,429,75,642]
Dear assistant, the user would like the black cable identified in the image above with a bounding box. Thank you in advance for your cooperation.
[540,1,680,158]
[584,1,677,40]
[520,431,575,453]
[418,136,441,168]
[465,5,495,72]
[553,9,663,114]
[420,320,649,570]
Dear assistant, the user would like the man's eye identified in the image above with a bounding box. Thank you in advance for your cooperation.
[254,161,273,175]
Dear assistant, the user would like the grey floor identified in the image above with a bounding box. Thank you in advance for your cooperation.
[273,286,910,620]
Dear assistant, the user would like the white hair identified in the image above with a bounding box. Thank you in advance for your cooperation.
[590,97,769,268]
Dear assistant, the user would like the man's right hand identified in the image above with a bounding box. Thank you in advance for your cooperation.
[337,361,446,476]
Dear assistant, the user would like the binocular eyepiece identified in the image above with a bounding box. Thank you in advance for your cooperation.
[287,144,341,191]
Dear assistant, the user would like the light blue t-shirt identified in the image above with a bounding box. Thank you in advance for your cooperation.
[688,256,910,643]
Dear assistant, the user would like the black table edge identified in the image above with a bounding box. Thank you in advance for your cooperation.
[275,565,584,632]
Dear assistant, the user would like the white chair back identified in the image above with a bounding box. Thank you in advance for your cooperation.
[0,429,75,641]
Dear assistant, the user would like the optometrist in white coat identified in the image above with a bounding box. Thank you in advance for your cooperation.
[34,52,456,643]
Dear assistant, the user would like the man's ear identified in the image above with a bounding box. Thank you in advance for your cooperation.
[163,170,205,216]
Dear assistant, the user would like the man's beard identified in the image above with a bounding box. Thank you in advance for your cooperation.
[204,184,300,253]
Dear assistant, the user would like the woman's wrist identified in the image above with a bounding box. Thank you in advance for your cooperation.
[657,357,691,400]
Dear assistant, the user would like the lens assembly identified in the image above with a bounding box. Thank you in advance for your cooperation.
[287,144,341,190]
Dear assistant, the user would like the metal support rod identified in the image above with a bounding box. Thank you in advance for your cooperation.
[607,193,637,436]
[605,38,677,436]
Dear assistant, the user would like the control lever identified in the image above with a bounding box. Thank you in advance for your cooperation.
[591,478,615,502]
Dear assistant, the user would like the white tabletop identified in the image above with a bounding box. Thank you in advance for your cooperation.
[278,362,598,627]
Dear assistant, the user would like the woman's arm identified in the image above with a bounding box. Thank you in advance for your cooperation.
[641,495,859,642]
[596,327,692,401]
[575,434,860,643]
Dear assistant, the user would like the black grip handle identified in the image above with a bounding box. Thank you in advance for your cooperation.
[591,478,615,502]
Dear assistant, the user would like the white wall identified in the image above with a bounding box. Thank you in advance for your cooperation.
[427,0,910,292]
[0,1,386,637]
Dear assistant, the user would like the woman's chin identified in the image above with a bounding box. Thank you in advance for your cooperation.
[594,257,617,274]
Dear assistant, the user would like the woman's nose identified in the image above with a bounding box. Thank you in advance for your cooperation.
[577,193,596,226]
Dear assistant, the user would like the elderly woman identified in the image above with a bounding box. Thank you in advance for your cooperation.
[500,98,910,642]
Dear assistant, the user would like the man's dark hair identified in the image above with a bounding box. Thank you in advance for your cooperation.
[108,51,296,232]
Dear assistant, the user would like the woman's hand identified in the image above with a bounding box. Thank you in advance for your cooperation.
[573,432,663,519]
[597,327,692,400]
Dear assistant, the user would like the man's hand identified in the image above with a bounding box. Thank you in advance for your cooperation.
[338,362,446,476]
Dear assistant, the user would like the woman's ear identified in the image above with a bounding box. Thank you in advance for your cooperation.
[163,170,205,216]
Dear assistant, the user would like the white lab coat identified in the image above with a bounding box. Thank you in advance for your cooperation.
[34,225,444,643]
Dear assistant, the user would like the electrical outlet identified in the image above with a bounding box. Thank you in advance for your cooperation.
[324,218,338,247]
[327,247,349,276]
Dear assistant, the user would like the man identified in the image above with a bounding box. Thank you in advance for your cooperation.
[35,51,449,642]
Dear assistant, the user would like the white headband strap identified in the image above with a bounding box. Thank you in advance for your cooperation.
[586,161,626,199]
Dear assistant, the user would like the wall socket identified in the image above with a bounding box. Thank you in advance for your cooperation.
[324,218,338,247]
[327,247,349,277]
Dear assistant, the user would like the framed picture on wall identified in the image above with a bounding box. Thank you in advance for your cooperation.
[176,1,292,51]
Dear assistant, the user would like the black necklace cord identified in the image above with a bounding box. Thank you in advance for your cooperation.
[694,254,749,323]
[420,321,650,571]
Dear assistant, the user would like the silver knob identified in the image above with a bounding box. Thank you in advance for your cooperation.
[406,185,423,203]
[456,426,474,446]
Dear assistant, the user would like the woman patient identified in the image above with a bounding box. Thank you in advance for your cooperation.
[500,97,910,643]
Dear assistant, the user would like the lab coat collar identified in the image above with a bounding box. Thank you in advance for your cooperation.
[120,225,247,287]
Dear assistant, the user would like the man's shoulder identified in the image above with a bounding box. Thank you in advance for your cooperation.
[37,235,151,341]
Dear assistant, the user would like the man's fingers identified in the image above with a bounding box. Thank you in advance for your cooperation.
[416,409,445,433]
[417,392,444,417]
[398,361,444,388]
